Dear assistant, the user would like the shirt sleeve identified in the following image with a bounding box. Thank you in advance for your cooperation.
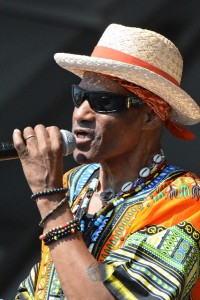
[100,221,200,300]
[15,263,40,300]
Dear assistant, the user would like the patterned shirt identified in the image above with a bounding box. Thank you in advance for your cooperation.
[16,164,200,299]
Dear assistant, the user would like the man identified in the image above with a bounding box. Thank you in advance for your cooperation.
[14,24,200,299]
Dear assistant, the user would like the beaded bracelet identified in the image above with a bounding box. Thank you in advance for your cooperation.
[31,187,68,201]
[39,218,80,245]
[39,196,69,227]
[40,218,80,240]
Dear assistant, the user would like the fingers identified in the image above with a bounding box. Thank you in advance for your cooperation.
[34,125,62,157]
[33,125,50,157]
[23,126,39,159]
[13,125,62,159]
[25,134,37,141]
[46,126,63,157]
[23,127,38,146]
[13,126,38,159]
[13,128,29,159]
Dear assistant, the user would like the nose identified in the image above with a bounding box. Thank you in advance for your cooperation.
[73,100,95,123]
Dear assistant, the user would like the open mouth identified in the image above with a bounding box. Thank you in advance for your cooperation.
[73,128,93,143]
[77,132,88,139]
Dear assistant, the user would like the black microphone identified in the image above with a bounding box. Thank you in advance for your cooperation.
[0,130,76,161]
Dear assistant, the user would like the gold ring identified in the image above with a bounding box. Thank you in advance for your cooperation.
[25,134,37,141]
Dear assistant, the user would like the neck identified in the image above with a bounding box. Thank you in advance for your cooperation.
[98,144,162,194]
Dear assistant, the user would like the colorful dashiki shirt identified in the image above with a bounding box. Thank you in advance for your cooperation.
[15,164,200,300]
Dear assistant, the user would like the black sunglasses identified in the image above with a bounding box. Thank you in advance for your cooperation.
[72,85,144,113]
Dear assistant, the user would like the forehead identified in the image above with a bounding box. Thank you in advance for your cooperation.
[79,72,133,95]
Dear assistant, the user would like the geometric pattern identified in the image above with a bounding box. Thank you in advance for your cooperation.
[15,164,200,299]
[101,221,200,299]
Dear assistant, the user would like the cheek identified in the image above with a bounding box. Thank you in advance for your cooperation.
[100,112,141,142]
[97,118,140,156]
[109,115,144,149]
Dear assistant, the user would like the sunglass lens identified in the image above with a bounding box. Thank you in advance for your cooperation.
[91,95,118,112]
[72,86,84,107]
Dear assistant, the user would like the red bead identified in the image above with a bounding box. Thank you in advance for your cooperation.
[39,234,45,240]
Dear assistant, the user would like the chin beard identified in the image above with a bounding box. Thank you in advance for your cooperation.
[74,153,92,165]
[74,151,101,165]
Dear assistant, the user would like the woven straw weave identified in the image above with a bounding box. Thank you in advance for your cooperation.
[97,25,183,85]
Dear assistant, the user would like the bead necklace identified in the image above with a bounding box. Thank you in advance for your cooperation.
[99,150,166,204]
[73,150,166,234]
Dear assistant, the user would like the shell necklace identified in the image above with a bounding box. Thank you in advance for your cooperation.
[74,150,166,228]
[99,150,166,205]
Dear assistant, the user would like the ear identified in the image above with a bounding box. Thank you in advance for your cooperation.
[142,106,162,130]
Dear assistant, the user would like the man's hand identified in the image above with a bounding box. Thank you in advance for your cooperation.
[13,124,64,193]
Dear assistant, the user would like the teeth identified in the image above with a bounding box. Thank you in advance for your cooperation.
[77,133,86,138]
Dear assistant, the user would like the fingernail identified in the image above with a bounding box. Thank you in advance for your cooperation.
[13,129,20,134]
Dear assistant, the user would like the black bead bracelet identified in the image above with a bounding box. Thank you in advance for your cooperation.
[31,187,68,201]
[39,218,80,245]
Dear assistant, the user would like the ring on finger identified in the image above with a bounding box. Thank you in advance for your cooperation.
[25,134,37,141]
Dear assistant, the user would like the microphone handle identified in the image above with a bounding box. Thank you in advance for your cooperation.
[0,130,75,161]
[0,142,18,161]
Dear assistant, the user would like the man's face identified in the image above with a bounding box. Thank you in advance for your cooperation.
[72,73,147,165]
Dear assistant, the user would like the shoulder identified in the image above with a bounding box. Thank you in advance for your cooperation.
[171,170,200,186]
[156,168,200,204]
[157,165,200,188]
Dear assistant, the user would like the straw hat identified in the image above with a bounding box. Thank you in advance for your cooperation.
[54,23,200,125]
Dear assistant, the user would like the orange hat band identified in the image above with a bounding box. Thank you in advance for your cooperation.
[91,46,180,86]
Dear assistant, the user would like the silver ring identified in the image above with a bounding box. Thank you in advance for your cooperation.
[25,134,36,141]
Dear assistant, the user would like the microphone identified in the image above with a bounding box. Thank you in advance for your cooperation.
[0,130,76,161]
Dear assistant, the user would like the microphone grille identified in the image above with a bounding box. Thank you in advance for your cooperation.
[60,129,76,156]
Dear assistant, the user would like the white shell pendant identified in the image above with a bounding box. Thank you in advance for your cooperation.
[153,154,163,163]
[121,182,133,193]
[139,167,150,178]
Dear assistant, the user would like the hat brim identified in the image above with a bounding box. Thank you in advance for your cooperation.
[54,53,200,125]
